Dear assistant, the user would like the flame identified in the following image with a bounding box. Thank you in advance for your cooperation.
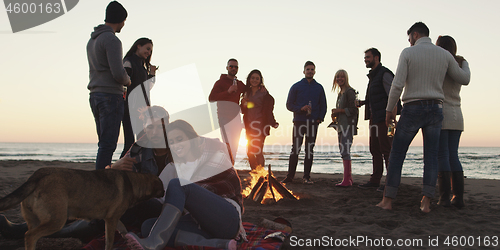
[242,165,299,204]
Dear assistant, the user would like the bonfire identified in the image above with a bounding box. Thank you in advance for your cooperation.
[242,164,299,204]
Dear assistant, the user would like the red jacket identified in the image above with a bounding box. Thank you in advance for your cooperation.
[208,74,245,104]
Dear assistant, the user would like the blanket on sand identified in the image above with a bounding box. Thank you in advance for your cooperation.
[83,222,288,250]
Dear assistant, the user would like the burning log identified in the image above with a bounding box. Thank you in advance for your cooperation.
[253,180,269,203]
[248,176,265,201]
[244,164,299,203]
[268,175,297,200]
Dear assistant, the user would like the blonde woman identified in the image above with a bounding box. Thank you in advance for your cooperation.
[331,70,359,187]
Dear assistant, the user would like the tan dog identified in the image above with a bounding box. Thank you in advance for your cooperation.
[0,167,165,250]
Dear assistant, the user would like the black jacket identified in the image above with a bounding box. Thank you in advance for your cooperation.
[364,64,401,123]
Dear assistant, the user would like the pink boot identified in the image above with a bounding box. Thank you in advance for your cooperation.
[336,159,352,187]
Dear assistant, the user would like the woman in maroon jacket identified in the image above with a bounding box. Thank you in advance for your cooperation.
[240,69,279,170]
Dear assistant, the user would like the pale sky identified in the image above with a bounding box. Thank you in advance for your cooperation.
[1,0,499,147]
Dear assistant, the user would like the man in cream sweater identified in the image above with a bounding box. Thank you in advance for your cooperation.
[376,22,470,213]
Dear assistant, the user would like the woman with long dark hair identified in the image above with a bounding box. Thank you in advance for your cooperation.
[240,69,279,170]
[436,35,470,208]
[121,37,158,157]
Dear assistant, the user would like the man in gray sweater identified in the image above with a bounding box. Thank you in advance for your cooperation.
[377,22,470,212]
[87,1,131,169]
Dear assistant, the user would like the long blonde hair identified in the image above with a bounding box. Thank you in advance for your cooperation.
[332,69,350,93]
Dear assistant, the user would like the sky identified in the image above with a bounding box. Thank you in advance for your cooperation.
[1,0,499,148]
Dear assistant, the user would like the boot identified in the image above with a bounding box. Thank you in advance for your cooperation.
[336,159,353,187]
[437,171,451,207]
[174,230,237,250]
[451,171,465,208]
[0,214,27,239]
[125,204,181,250]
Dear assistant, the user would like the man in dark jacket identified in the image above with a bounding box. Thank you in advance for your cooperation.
[87,1,131,170]
[283,61,327,184]
[358,48,396,191]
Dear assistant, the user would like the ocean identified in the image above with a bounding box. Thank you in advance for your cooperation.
[0,142,499,180]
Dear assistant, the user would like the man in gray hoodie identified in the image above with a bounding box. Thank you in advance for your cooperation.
[87,1,131,169]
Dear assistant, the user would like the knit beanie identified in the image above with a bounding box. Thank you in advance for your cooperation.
[105,1,127,24]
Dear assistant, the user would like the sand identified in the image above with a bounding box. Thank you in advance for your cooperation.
[1,160,500,250]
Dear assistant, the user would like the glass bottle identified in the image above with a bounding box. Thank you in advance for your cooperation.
[355,91,360,107]
[387,121,395,137]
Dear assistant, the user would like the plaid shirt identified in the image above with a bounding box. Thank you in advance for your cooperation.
[195,137,243,209]
[197,167,243,210]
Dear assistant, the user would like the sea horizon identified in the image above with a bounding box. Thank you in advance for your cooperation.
[1,142,499,180]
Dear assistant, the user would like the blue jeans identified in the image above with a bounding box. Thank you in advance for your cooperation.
[385,102,443,199]
[89,93,124,169]
[438,130,463,172]
[287,120,319,179]
[143,178,239,246]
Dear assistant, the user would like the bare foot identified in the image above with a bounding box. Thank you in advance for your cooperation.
[228,239,237,250]
[124,233,145,250]
[376,197,392,210]
[420,196,431,213]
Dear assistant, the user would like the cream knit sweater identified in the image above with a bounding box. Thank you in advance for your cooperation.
[386,37,471,111]
[442,60,470,131]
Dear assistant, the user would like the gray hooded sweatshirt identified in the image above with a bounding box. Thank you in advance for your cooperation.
[86,24,130,95]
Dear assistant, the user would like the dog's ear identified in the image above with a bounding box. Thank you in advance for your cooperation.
[128,173,164,202]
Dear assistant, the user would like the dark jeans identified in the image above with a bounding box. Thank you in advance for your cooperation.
[142,178,240,246]
[287,120,319,179]
[369,121,393,184]
[89,93,124,169]
[246,130,266,170]
[385,102,443,199]
[142,179,240,246]
[121,198,163,228]
[438,130,463,172]
[121,101,135,158]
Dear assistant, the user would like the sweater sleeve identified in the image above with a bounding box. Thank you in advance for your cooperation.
[387,50,408,111]
[344,89,358,117]
[449,60,470,86]
[208,80,231,102]
[105,37,130,85]
[318,85,327,122]
[123,59,133,77]
[286,84,301,113]
[264,94,277,125]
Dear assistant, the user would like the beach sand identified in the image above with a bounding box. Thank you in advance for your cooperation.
[1,160,500,249]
